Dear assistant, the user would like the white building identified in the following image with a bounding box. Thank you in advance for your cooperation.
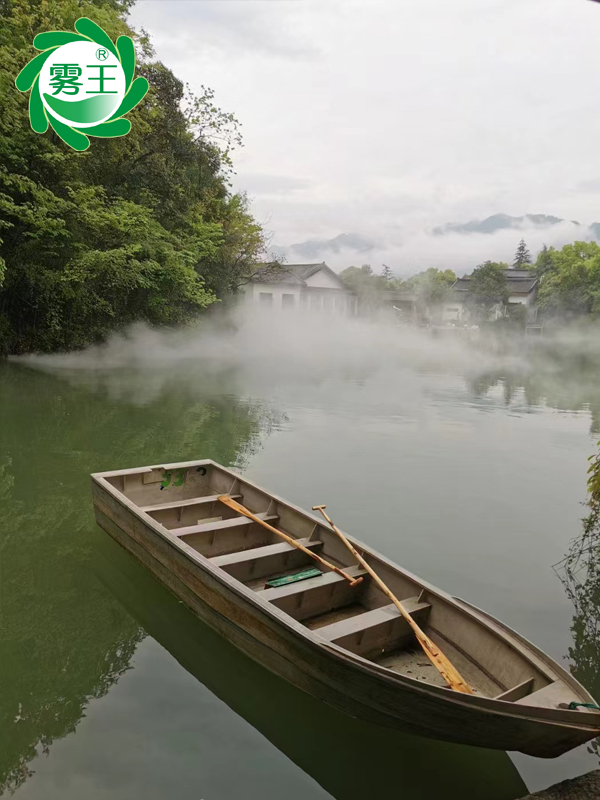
[244,262,358,315]
[442,269,539,324]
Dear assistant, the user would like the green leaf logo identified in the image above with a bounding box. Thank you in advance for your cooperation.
[15,18,149,151]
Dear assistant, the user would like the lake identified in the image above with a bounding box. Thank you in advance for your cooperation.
[2,313,600,799]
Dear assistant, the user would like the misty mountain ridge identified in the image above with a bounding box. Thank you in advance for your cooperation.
[433,213,584,236]
[275,214,600,256]
[272,233,375,260]
[270,214,600,272]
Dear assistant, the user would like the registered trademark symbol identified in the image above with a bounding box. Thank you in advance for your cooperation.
[96,48,108,61]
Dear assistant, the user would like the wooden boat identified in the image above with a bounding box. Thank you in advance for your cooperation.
[91,459,600,758]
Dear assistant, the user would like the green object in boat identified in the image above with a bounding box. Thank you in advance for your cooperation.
[266,568,322,588]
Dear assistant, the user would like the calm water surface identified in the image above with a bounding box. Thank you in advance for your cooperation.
[2,321,600,799]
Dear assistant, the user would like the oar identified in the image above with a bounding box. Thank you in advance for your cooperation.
[217,496,363,587]
[312,504,474,695]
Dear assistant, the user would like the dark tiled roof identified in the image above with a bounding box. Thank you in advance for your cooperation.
[250,265,306,285]
[286,263,327,281]
[453,269,538,295]
[251,262,346,289]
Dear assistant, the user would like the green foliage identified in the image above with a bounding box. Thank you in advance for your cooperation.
[466,261,509,320]
[535,243,554,276]
[339,264,388,311]
[513,238,532,268]
[0,0,266,354]
[555,443,600,710]
[398,267,457,307]
[201,192,269,296]
[339,265,456,316]
[536,241,600,319]
[506,302,527,326]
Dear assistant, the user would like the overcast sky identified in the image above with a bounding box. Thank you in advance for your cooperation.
[129,0,600,275]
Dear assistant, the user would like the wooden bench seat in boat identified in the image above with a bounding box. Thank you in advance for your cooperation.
[140,494,242,513]
[142,494,244,528]
[514,681,576,709]
[209,538,323,582]
[172,513,280,558]
[315,597,431,659]
[172,513,278,538]
[258,565,367,621]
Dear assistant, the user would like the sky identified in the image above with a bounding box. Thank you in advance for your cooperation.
[129,0,600,276]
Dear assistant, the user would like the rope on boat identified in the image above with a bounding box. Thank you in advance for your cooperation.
[568,702,600,711]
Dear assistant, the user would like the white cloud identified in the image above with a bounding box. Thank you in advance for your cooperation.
[129,0,600,269]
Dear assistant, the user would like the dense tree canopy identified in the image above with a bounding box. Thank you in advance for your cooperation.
[536,241,600,319]
[339,264,388,307]
[398,267,456,307]
[339,264,457,314]
[466,261,509,320]
[0,0,268,354]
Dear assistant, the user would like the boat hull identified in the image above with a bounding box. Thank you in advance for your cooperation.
[92,480,598,758]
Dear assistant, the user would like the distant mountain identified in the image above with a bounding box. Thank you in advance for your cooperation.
[274,233,375,260]
[433,213,572,236]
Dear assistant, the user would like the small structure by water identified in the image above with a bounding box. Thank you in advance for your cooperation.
[244,262,357,315]
[442,268,539,324]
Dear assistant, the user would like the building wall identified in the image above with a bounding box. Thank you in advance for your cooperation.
[303,289,357,315]
[243,282,356,315]
[442,289,538,324]
[243,283,302,310]
[508,293,534,306]
[441,302,468,323]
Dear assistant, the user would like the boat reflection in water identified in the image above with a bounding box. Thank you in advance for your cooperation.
[93,527,528,800]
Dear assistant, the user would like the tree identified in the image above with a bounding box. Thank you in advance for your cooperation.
[466,261,509,321]
[0,0,267,354]
[381,264,393,281]
[339,264,387,312]
[537,241,600,318]
[555,442,600,717]
[399,267,456,308]
[535,244,554,276]
[513,239,532,268]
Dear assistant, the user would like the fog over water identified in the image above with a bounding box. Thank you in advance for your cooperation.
[14,307,600,427]
[7,309,600,798]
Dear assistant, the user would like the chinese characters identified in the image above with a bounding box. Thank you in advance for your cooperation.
[48,63,118,96]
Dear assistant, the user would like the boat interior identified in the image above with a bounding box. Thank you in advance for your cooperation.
[101,461,580,709]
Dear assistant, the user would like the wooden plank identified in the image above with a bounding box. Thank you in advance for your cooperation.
[210,538,321,568]
[141,494,241,514]
[209,538,323,583]
[259,565,367,622]
[495,678,536,703]
[258,565,365,602]
[94,466,153,478]
[172,513,278,538]
[316,598,430,643]
[514,681,573,709]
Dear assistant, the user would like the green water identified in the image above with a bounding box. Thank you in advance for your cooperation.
[2,328,600,798]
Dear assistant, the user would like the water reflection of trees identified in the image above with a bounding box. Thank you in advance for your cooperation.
[0,362,283,794]
[465,343,600,432]
[554,445,600,759]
